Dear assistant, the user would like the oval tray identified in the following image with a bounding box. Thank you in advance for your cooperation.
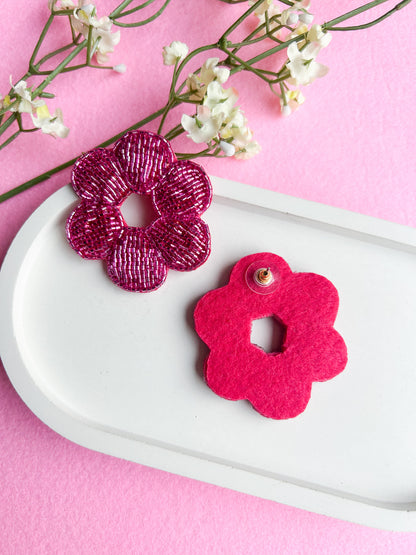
[1,177,416,531]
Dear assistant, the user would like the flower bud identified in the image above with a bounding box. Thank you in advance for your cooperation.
[113,64,127,73]
[220,141,236,157]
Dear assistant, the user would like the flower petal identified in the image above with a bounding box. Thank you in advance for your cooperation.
[302,326,348,382]
[72,148,130,205]
[153,160,212,218]
[114,130,176,194]
[148,217,211,271]
[248,365,313,419]
[280,272,340,328]
[287,41,300,62]
[107,228,167,291]
[66,201,124,259]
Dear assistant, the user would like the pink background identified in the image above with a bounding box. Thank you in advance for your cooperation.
[1,0,416,552]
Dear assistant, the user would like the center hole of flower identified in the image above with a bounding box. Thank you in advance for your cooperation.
[250,316,287,354]
[120,193,156,228]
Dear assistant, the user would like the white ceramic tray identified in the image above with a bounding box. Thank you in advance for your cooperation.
[1,177,416,531]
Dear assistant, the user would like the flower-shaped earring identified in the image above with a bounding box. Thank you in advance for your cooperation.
[194,253,348,420]
[66,130,212,291]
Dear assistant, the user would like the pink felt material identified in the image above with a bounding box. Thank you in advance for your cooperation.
[66,130,212,291]
[195,253,347,419]
[1,0,416,551]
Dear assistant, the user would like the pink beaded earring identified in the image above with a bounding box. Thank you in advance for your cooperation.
[66,130,212,292]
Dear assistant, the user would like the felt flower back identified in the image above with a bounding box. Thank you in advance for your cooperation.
[194,253,347,419]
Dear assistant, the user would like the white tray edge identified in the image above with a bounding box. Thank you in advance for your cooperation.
[1,179,415,532]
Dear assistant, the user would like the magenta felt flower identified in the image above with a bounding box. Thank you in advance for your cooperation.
[194,253,347,420]
[66,130,212,292]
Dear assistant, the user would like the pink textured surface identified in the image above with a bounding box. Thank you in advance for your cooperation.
[1,0,416,552]
[66,130,212,291]
[195,253,347,419]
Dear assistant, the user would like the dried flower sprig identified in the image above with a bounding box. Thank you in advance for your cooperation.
[0,0,171,150]
[0,0,412,203]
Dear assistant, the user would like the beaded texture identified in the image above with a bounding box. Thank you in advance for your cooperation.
[66,130,212,292]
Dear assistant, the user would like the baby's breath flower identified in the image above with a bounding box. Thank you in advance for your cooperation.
[281,1,313,26]
[181,105,222,144]
[299,12,314,25]
[187,58,230,101]
[182,75,260,159]
[279,88,305,116]
[286,42,328,86]
[281,10,299,26]
[31,105,69,138]
[48,0,77,10]
[113,64,127,73]
[199,58,230,87]
[219,140,235,157]
[234,140,261,160]
[248,0,273,17]
[162,41,189,65]
[8,79,45,113]
[289,23,309,38]
[219,107,249,142]
[220,108,259,158]
[71,4,120,65]
[307,24,332,49]
[203,81,238,119]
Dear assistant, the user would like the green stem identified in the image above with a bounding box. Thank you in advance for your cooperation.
[69,14,77,42]
[324,0,412,31]
[35,64,88,75]
[164,124,185,141]
[33,39,82,71]
[219,0,266,39]
[32,40,87,97]
[222,49,274,82]
[110,0,136,18]
[323,0,407,29]
[0,106,167,203]
[29,15,54,67]
[176,148,213,160]
[0,131,21,150]
[158,58,181,134]
[228,31,282,49]
[113,0,171,27]
[229,17,284,58]
[0,114,17,136]
[157,100,176,134]
[16,113,24,132]
[86,25,94,65]
[227,0,410,70]
[171,44,218,95]
[113,0,157,18]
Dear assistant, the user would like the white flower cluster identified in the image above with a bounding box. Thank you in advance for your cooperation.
[248,1,331,116]
[162,41,189,66]
[49,1,121,65]
[1,78,69,138]
[181,57,260,159]
[280,23,331,115]
[249,0,312,26]
[71,3,120,65]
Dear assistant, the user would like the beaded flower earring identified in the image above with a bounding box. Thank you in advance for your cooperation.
[66,130,212,292]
